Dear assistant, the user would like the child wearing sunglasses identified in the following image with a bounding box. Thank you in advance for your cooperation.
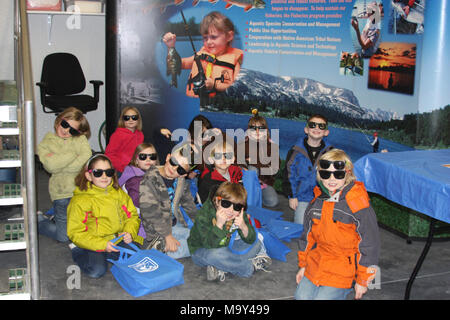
[105,106,144,175]
[188,182,270,281]
[282,114,333,225]
[118,143,159,239]
[67,154,142,278]
[236,109,280,208]
[139,147,198,259]
[295,149,380,300]
[198,140,243,203]
[37,107,92,243]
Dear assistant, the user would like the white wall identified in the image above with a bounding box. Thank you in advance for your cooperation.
[0,3,106,152]
[28,12,105,151]
[0,1,14,80]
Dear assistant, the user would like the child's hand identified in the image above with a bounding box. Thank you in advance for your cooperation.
[160,128,172,138]
[215,207,228,229]
[205,77,214,90]
[296,267,305,284]
[354,283,368,300]
[163,32,176,48]
[106,241,120,253]
[234,209,248,237]
[164,234,180,252]
[289,198,298,211]
[119,232,132,244]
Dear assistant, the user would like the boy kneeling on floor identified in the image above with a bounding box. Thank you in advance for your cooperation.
[187,181,270,281]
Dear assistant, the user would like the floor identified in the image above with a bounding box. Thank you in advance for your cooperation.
[1,163,449,301]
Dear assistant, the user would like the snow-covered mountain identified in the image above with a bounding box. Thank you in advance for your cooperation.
[226,68,399,122]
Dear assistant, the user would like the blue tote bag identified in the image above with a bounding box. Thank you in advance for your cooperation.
[108,238,184,297]
[242,169,262,208]
[265,219,303,242]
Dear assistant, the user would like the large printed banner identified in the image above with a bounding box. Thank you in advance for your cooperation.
[107,0,449,161]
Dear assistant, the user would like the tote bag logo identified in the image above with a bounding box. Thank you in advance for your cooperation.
[128,257,159,273]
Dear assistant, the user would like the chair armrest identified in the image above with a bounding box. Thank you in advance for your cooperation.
[89,80,104,101]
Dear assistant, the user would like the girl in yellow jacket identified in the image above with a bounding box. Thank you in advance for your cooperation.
[67,154,142,278]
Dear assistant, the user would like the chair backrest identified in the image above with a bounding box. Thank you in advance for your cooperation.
[40,53,86,95]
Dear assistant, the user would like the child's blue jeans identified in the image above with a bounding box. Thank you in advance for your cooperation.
[38,197,71,242]
[294,275,352,300]
[71,241,141,279]
[191,239,262,278]
[166,222,191,260]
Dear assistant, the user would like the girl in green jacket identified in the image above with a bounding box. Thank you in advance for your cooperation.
[67,154,142,278]
[37,107,92,242]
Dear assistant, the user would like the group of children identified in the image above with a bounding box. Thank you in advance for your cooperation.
[36,10,379,300]
[37,106,380,300]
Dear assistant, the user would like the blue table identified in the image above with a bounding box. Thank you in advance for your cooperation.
[354,149,450,299]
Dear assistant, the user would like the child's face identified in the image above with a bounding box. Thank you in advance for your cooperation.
[56,118,80,139]
[202,26,233,56]
[85,160,114,189]
[318,162,347,194]
[136,147,157,171]
[304,117,329,141]
[164,153,189,179]
[123,110,139,132]
[216,197,243,221]
[247,121,268,141]
[212,146,235,172]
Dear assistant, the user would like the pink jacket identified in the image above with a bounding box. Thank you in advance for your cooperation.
[105,127,144,172]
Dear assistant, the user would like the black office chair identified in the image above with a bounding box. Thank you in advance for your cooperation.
[36,52,103,114]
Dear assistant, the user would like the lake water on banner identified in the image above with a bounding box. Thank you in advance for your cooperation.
[201,111,415,161]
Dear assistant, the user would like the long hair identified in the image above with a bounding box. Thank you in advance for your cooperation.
[74,154,119,191]
[117,106,143,131]
[129,142,159,167]
[54,107,91,139]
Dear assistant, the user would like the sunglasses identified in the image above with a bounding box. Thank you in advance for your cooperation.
[213,152,234,160]
[217,197,245,212]
[307,121,327,130]
[138,153,158,161]
[169,157,188,176]
[319,160,346,170]
[60,119,80,136]
[89,168,115,178]
[249,125,267,131]
[318,170,346,180]
[123,114,139,121]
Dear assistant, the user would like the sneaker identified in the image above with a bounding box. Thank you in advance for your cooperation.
[251,254,272,273]
[146,236,165,252]
[37,210,54,221]
[206,265,226,282]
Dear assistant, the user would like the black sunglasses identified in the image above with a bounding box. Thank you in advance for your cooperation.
[217,197,245,212]
[123,114,139,121]
[138,153,158,161]
[60,119,80,136]
[169,157,188,176]
[318,170,346,180]
[89,168,115,178]
[249,125,267,131]
[213,152,234,160]
[307,121,327,130]
[319,160,346,170]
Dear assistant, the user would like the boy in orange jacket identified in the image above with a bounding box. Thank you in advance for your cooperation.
[295,149,380,300]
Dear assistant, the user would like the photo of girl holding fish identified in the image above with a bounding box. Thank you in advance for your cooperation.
[162,11,243,106]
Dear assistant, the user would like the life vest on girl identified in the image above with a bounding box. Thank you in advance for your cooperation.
[186,46,243,98]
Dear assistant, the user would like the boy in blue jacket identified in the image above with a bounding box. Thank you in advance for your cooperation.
[281,114,333,224]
